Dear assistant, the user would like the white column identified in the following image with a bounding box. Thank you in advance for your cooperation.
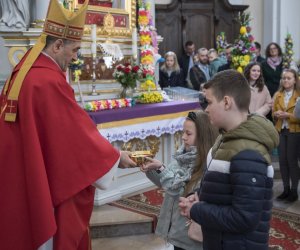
[35,0,51,21]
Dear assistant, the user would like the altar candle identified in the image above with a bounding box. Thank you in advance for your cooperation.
[132,27,138,59]
[91,24,97,57]
[91,24,97,42]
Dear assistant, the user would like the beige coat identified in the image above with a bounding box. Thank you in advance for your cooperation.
[249,85,272,116]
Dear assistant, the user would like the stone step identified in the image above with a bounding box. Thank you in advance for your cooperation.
[90,204,153,238]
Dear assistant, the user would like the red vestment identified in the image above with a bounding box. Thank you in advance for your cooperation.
[0,53,119,250]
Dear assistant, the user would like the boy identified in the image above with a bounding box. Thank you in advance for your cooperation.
[179,70,279,250]
[207,48,226,76]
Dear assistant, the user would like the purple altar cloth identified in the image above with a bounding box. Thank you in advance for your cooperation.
[88,100,201,125]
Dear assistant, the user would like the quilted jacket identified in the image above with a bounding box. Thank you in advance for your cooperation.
[190,115,279,250]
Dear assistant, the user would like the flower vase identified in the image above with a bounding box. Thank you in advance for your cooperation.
[120,87,134,98]
[120,87,127,98]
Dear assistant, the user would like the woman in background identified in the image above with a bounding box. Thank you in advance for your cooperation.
[261,42,283,98]
[159,51,185,89]
[244,62,272,116]
[273,69,300,202]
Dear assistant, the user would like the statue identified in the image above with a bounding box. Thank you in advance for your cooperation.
[0,0,30,31]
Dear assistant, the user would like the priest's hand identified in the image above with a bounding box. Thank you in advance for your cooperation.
[119,151,137,169]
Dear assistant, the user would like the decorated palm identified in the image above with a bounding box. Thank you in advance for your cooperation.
[282,33,294,69]
[231,12,256,73]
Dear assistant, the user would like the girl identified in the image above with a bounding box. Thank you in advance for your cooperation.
[244,62,272,116]
[141,111,218,250]
[159,51,185,89]
[273,69,300,202]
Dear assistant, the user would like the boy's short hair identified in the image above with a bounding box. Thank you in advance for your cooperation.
[203,69,251,112]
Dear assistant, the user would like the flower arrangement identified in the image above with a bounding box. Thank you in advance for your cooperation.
[138,91,163,104]
[282,33,294,69]
[84,98,135,112]
[138,1,157,91]
[216,32,228,55]
[231,12,256,73]
[112,63,141,89]
[69,56,84,82]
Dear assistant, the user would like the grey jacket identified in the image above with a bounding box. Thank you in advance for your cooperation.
[146,147,203,250]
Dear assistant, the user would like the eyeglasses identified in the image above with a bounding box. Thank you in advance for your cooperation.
[187,111,197,122]
[269,47,278,50]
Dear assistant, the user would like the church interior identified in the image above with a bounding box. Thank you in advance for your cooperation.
[0,0,300,249]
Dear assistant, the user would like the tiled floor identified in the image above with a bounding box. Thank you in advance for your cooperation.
[92,179,300,250]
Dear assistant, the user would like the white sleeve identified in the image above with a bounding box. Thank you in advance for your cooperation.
[93,157,120,190]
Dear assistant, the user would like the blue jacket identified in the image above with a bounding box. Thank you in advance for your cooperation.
[190,115,279,250]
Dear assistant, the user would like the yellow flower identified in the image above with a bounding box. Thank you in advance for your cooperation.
[240,60,247,67]
[138,16,149,26]
[237,66,243,73]
[244,55,250,62]
[240,26,247,35]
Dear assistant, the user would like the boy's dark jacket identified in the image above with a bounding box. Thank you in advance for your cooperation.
[190,115,279,250]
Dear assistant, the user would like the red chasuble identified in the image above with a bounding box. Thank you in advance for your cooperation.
[0,53,120,250]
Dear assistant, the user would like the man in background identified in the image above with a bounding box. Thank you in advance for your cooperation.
[190,48,210,91]
[179,40,196,85]
[217,44,233,72]
[254,41,266,63]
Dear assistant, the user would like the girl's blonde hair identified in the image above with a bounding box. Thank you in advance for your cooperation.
[278,69,300,92]
[184,110,219,195]
[160,51,181,73]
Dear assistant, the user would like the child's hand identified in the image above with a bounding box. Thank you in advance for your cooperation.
[179,193,199,219]
[274,110,290,119]
[140,157,162,171]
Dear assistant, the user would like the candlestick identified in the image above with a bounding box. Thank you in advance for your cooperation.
[91,43,97,58]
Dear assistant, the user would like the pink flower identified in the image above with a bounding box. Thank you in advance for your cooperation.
[248,35,254,42]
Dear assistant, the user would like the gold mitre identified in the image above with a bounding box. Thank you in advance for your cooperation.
[44,0,88,41]
[2,0,88,122]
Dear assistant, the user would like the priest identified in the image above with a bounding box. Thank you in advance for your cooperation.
[0,0,136,249]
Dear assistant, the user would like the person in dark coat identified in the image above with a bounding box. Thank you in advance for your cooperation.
[254,41,266,63]
[178,41,195,83]
[189,48,210,90]
[217,44,233,72]
[159,51,185,89]
[261,42,283,98]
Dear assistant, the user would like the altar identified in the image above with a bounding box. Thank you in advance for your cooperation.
[89,100,201,205]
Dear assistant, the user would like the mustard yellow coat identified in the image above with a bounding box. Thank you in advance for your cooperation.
[272,90,300,132]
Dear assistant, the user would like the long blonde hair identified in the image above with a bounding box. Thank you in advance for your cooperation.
[160,51,181,73]
[278,69,300,92]
[184,110,219,195]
